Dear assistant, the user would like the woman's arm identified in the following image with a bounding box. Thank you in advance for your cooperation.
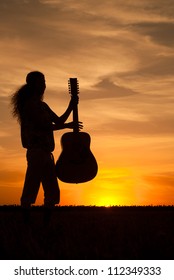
[48,96,79,130]
[45,96,82,131]
[58,95,78,123]
[52,121,83,131]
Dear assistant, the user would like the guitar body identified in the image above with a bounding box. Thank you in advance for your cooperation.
[56,132,98,183]
[56,78,98,183]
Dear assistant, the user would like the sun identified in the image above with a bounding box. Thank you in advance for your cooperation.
[95,195,120,207]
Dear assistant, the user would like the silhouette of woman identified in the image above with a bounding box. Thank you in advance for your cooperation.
[11,71,82,210]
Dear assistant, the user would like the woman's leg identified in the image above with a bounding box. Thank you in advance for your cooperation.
[41,153,60,207]
[21,149,42,207]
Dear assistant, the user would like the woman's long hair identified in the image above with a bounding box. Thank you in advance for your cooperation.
[11,71,45,123]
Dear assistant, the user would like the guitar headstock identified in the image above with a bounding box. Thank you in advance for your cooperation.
[68,78,79,97]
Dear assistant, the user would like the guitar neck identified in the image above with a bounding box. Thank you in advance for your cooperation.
[69,78,80,133]
[73,102,79,133]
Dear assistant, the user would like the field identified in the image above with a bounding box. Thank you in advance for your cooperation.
[0,205,174,260]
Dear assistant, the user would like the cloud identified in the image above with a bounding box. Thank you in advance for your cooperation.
[39,0,174,23]
[144,172,174,188]
[103,115,174,136]
[0,186,21,205]
[0,170,24,184]
[0,1,173,140]
[80,78,138,100]
[95,78,138,96]
[85,88,174,137]
[126,55,174,79]
[92,116,174,138]
[131,22,174,47]
[1,0,173,94]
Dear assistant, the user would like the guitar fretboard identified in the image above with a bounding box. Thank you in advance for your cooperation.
[69,78,80,133]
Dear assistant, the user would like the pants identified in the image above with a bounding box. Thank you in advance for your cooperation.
[21,149,60,207]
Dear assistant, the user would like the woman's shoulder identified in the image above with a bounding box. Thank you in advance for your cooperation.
[41,101,53,112]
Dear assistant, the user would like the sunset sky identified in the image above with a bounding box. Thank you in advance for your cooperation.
[0,0,174,206]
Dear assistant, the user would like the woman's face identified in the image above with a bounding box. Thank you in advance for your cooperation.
[34,75,46,97]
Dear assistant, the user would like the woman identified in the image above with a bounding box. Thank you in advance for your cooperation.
[11,71,82,209]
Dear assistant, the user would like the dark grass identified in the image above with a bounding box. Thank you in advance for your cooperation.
[0,205,174,260]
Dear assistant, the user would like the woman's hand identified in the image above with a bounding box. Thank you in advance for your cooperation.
[66,121,83,131]
[77,121,83,131]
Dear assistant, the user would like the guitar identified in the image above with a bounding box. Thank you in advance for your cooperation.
[56,78,98,183]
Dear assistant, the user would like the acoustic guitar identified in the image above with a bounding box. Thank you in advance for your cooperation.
[56,78,98,183]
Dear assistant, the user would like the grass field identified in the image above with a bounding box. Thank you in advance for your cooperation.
[0,205,174,260]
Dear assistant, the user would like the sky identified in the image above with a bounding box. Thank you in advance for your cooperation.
[0,0,174,206]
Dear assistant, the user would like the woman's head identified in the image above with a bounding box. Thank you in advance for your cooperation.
[26,71,46,96]
[11,71,46,123]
